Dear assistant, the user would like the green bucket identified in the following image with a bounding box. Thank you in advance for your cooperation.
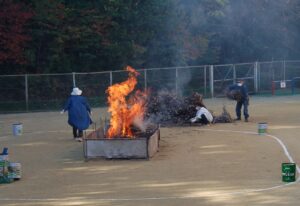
[0,160,13,184]
[258,122,267,135]
[0,160,8,177]
[282,163,296,182]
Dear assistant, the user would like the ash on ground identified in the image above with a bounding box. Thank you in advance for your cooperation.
[145,91,232,126]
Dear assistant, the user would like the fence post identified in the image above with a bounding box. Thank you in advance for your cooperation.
[254,61,258,93]
[72,72,76,87]
[271,81,275,95]
[144,69,147,89]
[175,68,178,95]
[110,71,113,86]
[204,66,207,97]
[291,78,295,95]
[209,65,214,98]
[233,64,236,83]
[25,74,28,111]
[283,59,286,81]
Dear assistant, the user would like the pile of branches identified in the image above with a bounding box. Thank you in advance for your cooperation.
[213,106,233,123]
[145,90,234,126]
[145,91,205,125]
[226,89,242,102]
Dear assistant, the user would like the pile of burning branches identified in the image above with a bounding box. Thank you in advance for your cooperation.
[145,90,233,125]
[100,66,233,139]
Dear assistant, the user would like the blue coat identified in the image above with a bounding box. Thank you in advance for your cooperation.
[63,95,92,130]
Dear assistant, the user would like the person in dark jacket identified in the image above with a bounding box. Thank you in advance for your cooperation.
[61,87,92,141]
[228,79,249,122]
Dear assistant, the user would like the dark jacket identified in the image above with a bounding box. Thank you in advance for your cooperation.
[63,95,92,130]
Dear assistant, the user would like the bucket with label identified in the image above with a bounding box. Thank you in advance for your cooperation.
[258,122,267,135]
[0,155,8,161]
[282,163,296,182]
[8,162,21,180]
[12,123,23,136]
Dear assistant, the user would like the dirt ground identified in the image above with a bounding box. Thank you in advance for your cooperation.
[0,95,300,206]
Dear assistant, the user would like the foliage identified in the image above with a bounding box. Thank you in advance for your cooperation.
[1,0,300,74]
[0,0,33,73]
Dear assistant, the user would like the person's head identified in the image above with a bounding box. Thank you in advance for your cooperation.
[196,106,202,111]
[237,79,244,86]
[71,87,82,96]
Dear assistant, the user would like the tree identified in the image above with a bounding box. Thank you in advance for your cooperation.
[27,0,112,73]
[0,0,33,73]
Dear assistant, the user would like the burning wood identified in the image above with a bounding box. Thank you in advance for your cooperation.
[103,65,232,137]
[83,66,162,159]
[105,66,148,138]
[86,123,158,139]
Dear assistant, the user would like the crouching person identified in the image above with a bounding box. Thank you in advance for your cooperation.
[190,106,213,125]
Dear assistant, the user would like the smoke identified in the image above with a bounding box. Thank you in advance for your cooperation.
[221,0,300,62]
[146,0,300,67]
[133,116,146,132]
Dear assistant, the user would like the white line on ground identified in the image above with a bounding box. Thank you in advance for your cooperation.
[197,128,300,175]
[0,128,298,202]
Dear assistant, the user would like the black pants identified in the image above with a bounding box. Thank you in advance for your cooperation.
[193,114,209,124]
[72,127,83,138]
[199,114,209,124]
[236,100,249,119]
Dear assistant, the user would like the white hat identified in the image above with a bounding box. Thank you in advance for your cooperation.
[71,87,82,96]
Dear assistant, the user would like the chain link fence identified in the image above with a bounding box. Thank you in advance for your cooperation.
[1,60,300,113]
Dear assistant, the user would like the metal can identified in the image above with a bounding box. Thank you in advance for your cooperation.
[8,162,21,180]
[12,123,23,136]
[258,122,267,135]
[282,163,296,182]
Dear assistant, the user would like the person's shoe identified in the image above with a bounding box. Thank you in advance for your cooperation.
[78,131,83,137]
[190,117,197,123]
[75,137,83,142]
[234,118,241,121]
[245,118,248,122]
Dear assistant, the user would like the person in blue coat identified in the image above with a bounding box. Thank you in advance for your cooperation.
[61,87,92,141]
[228,79,249,122]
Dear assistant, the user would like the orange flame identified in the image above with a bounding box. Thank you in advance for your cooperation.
[106,66,147,138]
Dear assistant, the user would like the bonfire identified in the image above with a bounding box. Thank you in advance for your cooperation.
[102,66,232,139]
[84,66,160,159]
[105,66,148,138]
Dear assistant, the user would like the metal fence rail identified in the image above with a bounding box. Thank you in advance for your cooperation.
[0,60,299,113]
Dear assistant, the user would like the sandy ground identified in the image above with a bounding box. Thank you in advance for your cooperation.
[0,95,300,206]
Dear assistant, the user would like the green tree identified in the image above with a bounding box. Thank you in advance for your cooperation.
[27,0,111,73]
